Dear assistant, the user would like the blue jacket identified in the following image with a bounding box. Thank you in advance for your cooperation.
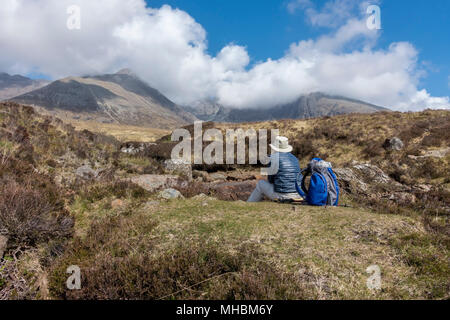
[268,152,301,193]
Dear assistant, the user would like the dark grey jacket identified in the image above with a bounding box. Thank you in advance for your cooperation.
[268,152,301,193]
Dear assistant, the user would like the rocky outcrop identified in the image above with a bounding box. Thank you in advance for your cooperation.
[335,163,404,194]
[334,163,417,205]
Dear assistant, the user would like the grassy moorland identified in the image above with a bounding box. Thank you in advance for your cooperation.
[0,102,448,299]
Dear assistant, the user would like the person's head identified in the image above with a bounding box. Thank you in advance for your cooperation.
[269,136,293,153]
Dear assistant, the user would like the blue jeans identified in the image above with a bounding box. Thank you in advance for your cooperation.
[247,180,300,202]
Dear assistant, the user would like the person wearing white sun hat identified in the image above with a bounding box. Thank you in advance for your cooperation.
[247,136,302,202]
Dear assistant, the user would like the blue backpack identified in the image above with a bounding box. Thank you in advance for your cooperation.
[295,158,339,206]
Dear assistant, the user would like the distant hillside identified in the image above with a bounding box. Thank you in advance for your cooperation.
[184,92,388,122]
[10,69,197,129]
[0,72,49,100]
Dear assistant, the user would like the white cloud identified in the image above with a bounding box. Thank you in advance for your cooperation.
[0,0,448,111]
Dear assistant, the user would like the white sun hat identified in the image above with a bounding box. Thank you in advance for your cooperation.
[269,136,293,153]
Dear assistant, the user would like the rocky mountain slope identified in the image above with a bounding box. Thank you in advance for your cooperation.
[10,69,197,129]
[184,92,387,122]
[0,73,49,100]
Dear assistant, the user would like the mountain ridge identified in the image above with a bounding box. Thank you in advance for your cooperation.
[10,71,197,129]
[0,72,49,100]
[183,92,388,122]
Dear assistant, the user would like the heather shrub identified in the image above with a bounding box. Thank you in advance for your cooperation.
[79,180,150,203]
[50,224,310,300]
[0,180,73,247]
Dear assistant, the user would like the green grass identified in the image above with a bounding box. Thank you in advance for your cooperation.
[55,195,447,299]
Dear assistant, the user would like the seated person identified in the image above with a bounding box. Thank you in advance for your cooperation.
[247,136,301,202]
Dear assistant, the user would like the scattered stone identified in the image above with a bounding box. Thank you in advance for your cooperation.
[386,192,417,204]
[131,174,186,192]
[163,159,192,180]
[408,147,450,160]
[192,170,209,181]
[207,172,227,182]
[0,235,8,258]
[192,193,215,201]
[111,199,124,209]
[120,142,149,155]
[383,137,404,151]
[158,188,184,200]
[75,164,98,180]
[413,184,432,192]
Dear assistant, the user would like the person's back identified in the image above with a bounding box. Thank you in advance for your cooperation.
[247,136,301,202]
[269,152,300,194]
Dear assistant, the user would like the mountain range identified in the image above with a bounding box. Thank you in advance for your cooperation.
[0,72,49,100]
[2,70,388,128]
[183,93,387,122]
[9,69,196,128]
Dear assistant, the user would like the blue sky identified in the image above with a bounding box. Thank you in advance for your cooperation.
[147,0,449,97]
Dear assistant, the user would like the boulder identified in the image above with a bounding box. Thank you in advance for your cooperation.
[158,188,184,200]
[352,163,392,184]
[334,163,403,195]
[0,235,8,258]
[383,137,404,151]
[131,174,187,192]
[334,168,369,193]
[163,159,192,180]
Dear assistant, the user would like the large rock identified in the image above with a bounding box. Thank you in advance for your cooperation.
[334,167,369,193]
[351,163,392,184]
[131,174,187,192]
[163,159,192,180]
[0,235,8,258]
[334,163,404,195]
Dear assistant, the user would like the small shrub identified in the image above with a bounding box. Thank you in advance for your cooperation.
[0,180,73,247]
[79,180,150,202]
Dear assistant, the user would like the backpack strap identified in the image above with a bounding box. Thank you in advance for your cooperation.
[295,167,310,198]
[301,168,310,195]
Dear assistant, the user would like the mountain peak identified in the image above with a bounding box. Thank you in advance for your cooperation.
[115,68,135,76]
